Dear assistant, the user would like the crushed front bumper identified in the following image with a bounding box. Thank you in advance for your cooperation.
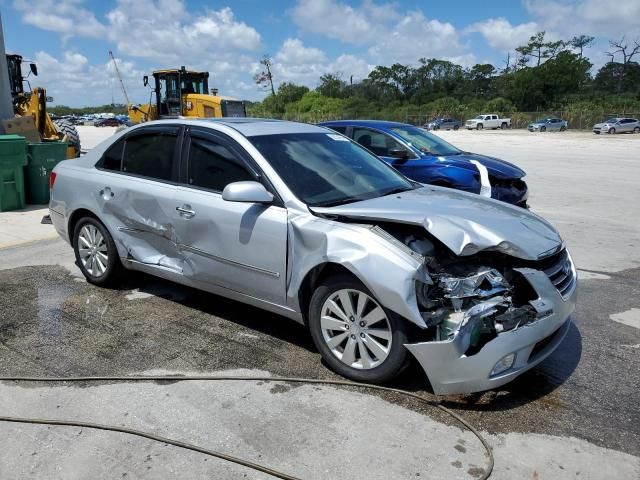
[405,268,577,395]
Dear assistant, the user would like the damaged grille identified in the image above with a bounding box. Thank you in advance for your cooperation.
[542,250,576,299]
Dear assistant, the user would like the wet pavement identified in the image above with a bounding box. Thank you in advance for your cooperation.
[0,253,638,458]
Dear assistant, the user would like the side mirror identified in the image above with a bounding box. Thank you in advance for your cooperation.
[30,63,38,76]
[222,181,274,204]
[143,75,149,87]
[389,148,409,160]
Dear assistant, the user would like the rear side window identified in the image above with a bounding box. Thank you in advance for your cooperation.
[100,139,124,171]
[188,137,253,191]
[122,132,177,181]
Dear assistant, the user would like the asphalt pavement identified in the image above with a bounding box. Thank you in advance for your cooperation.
[0,129,638,479]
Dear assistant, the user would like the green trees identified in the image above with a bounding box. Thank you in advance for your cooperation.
[250,32,640,123]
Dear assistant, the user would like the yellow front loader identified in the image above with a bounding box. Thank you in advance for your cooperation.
[128,67,246,123]
[6,54,80,158]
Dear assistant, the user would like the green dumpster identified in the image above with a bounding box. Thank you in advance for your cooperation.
[25,141,68,205]
[0,135,28,212]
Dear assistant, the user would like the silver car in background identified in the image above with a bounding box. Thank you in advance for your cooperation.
[593,117,640,134]
[527,118,567,132]
[49,119,576,395]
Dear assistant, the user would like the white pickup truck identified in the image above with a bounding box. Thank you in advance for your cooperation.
[465,114,511,130]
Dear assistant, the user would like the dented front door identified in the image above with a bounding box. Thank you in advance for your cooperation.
[172,131,288,305]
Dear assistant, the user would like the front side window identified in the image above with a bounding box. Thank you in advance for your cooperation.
[353,127,405,157]
[390,125,461,156]
[187,137,253,191]
[121,132,176,181]
[249,132,414,207]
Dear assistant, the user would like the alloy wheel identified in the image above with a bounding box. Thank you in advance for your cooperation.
[78,224,109,277]
[320,289,392,370]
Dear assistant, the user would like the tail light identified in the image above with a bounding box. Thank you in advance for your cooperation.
[49,172,57,190]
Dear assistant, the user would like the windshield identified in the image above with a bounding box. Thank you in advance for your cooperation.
[475,115,485,119]
[605,118,618,123]
[390,126,461,156]
[249,132,415,207]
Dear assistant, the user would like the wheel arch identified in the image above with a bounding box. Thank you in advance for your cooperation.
[68,208,103,247]
[297,262,359,325]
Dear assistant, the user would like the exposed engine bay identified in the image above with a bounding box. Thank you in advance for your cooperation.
[373,223,542,355]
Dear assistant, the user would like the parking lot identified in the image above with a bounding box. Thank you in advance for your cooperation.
[0,127,639,479]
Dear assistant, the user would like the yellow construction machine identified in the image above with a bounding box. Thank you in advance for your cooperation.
[128,67,246,123]
[6,54,80,158]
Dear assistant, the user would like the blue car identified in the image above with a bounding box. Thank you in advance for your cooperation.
[318,120,528,207]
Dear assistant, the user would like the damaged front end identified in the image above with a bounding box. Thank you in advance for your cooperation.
[379,224,577,395]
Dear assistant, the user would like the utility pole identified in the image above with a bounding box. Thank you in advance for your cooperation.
[109,50,130,105]
[0,14,15,133]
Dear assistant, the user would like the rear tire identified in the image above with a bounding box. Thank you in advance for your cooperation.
[54,119,81,157]
[634,127,640,133]
[73,216,122,287]
[308,274,410,384]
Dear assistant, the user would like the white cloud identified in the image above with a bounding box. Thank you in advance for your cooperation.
[524,0,640,38]
[31,50,148,106]
[106,1,262,63]
[291,1,471,66]
[13,0,108,39]
[291,0,399,44]
[368,11,473,65]
[276,38,327,65]
[465,18,539,53]
[265,39,372,89]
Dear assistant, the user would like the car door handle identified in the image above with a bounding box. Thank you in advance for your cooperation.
[176,205,196,218]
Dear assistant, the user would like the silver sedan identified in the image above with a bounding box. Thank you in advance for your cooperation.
[49,119,576,395]
[593,117,640,134]
[527,118,568,132]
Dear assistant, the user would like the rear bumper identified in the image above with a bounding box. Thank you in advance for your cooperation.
[405,267,577,395]
[49,208,70,244]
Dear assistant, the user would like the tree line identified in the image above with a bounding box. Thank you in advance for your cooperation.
[249,33,640,124]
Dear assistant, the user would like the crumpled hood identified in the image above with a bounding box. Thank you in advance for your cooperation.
[430,152,525,179]
[311,186,562,260]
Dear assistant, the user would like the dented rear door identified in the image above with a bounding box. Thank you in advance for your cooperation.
[96,125,184,271]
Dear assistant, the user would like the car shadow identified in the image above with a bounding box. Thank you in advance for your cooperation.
[124,271,317,353]
[120,271,582,409]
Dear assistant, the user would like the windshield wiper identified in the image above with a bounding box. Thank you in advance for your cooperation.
[382,186,414,197]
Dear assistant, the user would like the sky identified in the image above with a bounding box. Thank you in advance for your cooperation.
[1,0,639,107]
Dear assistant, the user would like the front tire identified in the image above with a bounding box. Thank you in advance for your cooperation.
[308,275,410,384]
[73,217,121,286]
[476,123,483,130]
[560,126,566,132]
[453,125,459,130]
[540,126,546,132]
[608,127,616,134]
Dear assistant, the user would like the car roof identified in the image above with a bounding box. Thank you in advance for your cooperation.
[134,118,326,137]
[317,119,413,129]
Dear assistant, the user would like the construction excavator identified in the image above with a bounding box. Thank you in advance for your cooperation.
[5,54,80,158]
[127,66,246,123]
